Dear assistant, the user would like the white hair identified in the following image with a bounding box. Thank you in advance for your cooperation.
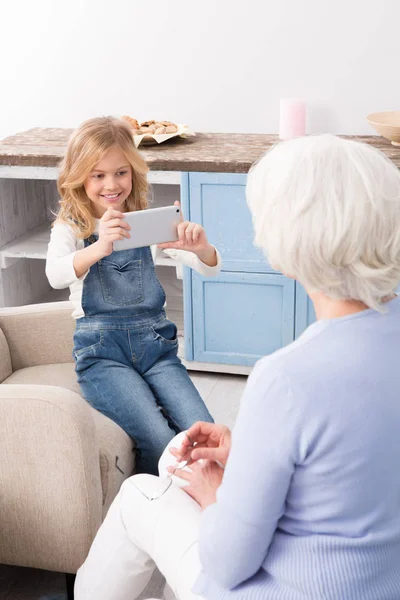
[246,134,400,311]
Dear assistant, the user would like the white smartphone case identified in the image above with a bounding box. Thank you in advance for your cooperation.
[113,205,181,251]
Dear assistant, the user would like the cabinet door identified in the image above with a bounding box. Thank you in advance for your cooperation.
[190,271,295,366]
[295,283,316,337]
[187,172,275,273]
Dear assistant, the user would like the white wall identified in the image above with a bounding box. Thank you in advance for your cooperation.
[0,0,399,140]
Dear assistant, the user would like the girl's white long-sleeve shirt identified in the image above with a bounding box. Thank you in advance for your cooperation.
[46,221,222,319]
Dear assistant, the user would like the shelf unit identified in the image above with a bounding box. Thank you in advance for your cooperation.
[0,165,251,374]
[0,169,181,301]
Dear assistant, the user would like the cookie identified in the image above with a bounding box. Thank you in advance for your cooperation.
[140,120,156,127]
[122,116,140,130]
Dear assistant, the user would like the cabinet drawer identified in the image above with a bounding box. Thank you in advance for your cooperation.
[190,271,295,366]
[188,172,275,273]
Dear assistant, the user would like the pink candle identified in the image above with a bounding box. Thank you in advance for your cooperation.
[279,98,306,140]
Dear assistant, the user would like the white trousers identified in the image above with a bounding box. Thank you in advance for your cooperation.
[74,432,203,600]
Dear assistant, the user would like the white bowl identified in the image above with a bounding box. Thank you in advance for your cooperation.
[366,111,400,146]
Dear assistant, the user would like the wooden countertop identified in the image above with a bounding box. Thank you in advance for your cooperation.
[0,128,399,173]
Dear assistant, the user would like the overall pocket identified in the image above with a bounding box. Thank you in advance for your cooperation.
[73,329,104,359]
[151,319,178,346]
[98,258,144,306]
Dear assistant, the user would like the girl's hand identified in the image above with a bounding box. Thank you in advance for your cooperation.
[168,459,224,509]
[158,202,217,267]
[97,208,130,257]
[170,422,232,467]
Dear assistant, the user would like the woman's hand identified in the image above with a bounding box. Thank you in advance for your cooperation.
[169,460,224,509]
[171,422,232,467]
[158,202,217,267]
[96,208,131,257]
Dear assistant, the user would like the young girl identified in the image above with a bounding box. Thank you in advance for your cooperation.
[46,116,221,475]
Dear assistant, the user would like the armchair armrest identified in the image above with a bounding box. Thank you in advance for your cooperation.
[0,301,75,370]
[0,327,12,382]
[0,384,103,573]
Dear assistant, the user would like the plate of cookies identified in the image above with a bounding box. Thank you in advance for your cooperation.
[122,116,196,147]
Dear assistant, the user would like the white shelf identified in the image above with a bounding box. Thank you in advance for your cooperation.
[0,166,60,180]
[0,223,50,268]
[148,171,181,185]
[0,165,181,185]
[155,253,178,268]
[0,223,180,270]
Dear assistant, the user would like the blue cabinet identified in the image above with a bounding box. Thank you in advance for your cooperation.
[182,172,298,367]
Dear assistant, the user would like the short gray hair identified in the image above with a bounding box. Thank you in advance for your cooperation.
[246,134,400,311]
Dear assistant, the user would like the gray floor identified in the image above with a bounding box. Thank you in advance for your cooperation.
[0,371,246,600]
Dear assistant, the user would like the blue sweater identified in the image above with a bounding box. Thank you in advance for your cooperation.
[193,297,400,599]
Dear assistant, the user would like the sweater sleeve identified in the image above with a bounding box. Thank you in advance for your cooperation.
[197,359,305,591]
[45,222,88,289]
[161,246,222,277]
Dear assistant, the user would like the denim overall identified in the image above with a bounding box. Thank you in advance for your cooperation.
[73,237,213,475]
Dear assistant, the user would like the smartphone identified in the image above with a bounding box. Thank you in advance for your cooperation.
[113,205,180,251]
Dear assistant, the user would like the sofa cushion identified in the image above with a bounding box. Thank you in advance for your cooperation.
[4,362,81,393]
[3,363,135,515]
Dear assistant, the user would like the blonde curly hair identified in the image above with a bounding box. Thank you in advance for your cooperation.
[55,116,149,238]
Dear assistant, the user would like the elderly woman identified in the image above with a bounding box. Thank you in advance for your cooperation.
[75,134,400,600]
